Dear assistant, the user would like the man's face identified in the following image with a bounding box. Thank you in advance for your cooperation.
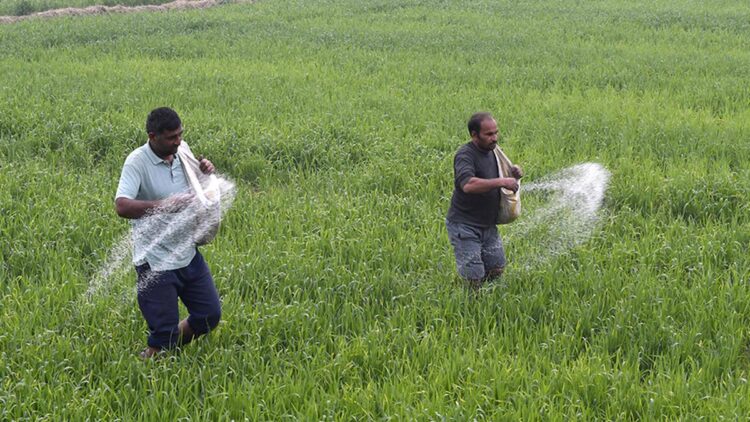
[471,118,499,151]
[149,126,183,158]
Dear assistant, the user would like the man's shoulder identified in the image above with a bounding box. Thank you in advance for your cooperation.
[455,142,478,159]
[123,143,151,167]
[457,141,473,150]
[456,141,477,153]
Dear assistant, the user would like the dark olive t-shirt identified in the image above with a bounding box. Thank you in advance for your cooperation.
[446,142,500,227]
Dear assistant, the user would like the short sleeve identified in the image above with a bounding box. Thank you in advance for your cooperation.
[115,161,141,201]
[454,150,475,189]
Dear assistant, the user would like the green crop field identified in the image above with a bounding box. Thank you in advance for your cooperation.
[2,0,750,419]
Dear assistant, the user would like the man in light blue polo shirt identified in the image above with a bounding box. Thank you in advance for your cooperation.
[115,107,221,359]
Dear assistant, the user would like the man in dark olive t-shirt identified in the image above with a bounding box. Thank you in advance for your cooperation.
[446,112,523,289]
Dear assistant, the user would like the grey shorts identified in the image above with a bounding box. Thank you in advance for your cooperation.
[446,219,506,280]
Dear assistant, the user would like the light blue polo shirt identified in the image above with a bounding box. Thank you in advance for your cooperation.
[115,142,196,271]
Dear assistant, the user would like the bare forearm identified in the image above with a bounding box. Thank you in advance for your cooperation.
[462,177,518,194]
[115,197,164,219]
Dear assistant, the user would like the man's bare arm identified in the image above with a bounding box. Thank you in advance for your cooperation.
[462,177,519,194]
[115,194,193,219]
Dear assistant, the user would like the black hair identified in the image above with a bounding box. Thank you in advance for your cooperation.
[467,112,494,136]
[145,107,181,135]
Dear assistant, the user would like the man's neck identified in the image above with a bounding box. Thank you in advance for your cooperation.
[148,141,174,163]
[471,140,492,153]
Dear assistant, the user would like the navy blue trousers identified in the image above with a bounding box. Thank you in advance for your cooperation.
[135,250,221,349]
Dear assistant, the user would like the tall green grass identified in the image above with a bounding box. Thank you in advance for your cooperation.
[1,0,750,419]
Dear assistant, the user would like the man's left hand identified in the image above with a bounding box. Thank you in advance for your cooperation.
[510,165,523,179]
[199,158,215,174]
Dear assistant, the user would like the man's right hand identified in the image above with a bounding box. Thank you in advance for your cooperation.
[163,193,195,212]
[500,177,519,193]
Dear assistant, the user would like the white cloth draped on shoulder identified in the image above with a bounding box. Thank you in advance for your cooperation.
[177,143,221,245]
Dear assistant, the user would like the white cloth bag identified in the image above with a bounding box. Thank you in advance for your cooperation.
[493,147,521,224]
